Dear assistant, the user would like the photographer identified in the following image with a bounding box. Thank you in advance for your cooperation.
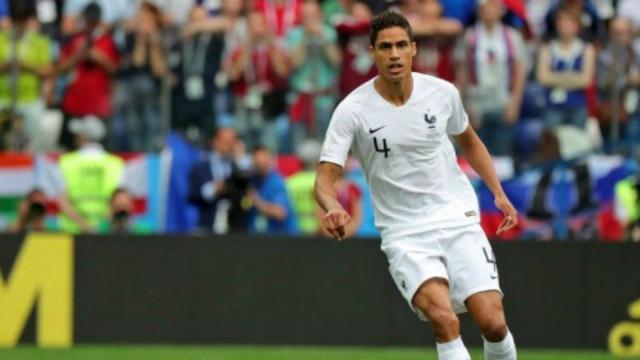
[10,189,49,233]
[187,128,252,234]
[109,188,134,233]
[248,146,298,235]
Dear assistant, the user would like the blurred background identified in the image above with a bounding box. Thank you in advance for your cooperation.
[0,0,639,358]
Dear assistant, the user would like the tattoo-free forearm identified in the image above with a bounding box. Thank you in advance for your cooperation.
[314,163,345,213]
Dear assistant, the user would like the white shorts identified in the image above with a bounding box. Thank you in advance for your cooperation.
[381,223,503,321]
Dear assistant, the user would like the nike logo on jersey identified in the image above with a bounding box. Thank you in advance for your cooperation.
[369,125,386,134]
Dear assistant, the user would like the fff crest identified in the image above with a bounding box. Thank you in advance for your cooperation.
[424,111,437,128]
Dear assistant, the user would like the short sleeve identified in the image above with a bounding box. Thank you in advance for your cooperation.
[446,85,469,135]
[319,100,357,167]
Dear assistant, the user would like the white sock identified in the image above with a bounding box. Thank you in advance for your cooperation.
[436,336,471,360]
[484,331,517,360]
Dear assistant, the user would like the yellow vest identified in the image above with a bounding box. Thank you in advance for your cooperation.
[286,171,319,234]
[615,177,639,222]
[59,151,124,233]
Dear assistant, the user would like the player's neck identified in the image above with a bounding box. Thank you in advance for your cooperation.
[374,73,414,107]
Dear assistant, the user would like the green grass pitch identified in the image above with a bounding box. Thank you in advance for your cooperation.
[0,346,619,359]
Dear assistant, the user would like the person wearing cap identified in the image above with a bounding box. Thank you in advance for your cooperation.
[57,115,125,233]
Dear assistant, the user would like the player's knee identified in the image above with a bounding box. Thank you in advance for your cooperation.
[428,309,460,334]
[479,318,508,342]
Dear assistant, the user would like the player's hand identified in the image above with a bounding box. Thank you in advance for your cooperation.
[322,208,351,241]
[495,195,518,235]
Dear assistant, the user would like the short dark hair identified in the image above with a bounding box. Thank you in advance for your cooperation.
[9,0,36,23]
[369,10,413,47]
[83,2,102,25]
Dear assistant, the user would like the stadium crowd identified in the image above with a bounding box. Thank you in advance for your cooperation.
[1,0,640,240]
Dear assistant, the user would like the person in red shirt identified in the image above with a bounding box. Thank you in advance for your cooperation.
[253,0,302,40]
[333,0,377,99]
[57,3,119,149]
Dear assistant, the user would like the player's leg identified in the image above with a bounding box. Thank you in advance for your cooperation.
[413,278,471,360]
[466,290,516,360]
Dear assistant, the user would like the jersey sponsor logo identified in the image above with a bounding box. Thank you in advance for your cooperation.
[369,125,386,134]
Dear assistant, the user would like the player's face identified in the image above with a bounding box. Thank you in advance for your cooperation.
[370,26,416,83]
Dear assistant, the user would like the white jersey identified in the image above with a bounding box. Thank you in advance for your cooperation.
[320,73,480,239]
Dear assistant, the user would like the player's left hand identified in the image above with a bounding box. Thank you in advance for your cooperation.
[495,195,518,235]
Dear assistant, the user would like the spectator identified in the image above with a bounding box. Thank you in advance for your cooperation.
[108,187,135,233]
[58,115,125,233]
[57,2,119,150]
[223,10,289,152]
[169,5,224,145]
[333,0,376,99]
[595,17,639,150]
[537,6,595,130]
[456,0,527,156]
[0,1,53,152]
[115,2,168,152]
[286,139,322,235]
[286,0,341,150]
[9,188,49,232]
[544,0,604,42]
[248,145,298,235]
[408,0,461,81]
[253,0,302,41]
[188,128,251,233]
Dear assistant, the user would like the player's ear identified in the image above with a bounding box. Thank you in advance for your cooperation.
[411,41,417,57]
[369,44,375,57]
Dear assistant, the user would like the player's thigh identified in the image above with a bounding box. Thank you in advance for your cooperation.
[412,278,457,324]
[382,236,450,321]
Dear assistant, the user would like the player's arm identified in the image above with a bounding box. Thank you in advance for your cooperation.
[315,162,351,240]
[454,126,518,234]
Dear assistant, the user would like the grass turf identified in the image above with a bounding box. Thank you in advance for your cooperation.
[0,346,618,359]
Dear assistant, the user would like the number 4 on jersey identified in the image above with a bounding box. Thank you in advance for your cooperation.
[373,137,391,158]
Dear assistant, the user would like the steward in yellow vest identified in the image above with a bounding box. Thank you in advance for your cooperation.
[58,116,124,233]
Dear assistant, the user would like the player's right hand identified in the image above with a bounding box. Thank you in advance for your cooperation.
[322,209,351,241]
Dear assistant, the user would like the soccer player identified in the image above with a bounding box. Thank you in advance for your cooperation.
[315,10,518,360]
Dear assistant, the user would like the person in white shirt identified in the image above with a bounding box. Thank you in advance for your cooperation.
[315,10,518,360]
